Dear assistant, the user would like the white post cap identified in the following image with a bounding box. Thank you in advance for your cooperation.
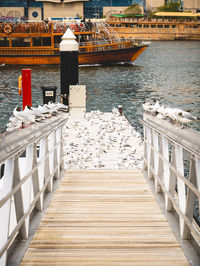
[59,27,79,52]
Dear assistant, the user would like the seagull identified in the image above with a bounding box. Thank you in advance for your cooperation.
[142,99,160,115]
[142,100,154,113]
[165,107,197,126]
[24,106,45,120]
[176,110,197,127]
[13,106,35,127]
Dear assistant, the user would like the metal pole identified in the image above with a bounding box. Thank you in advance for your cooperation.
[22,69,32,110]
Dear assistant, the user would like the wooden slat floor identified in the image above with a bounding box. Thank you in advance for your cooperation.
[21,170,189,265]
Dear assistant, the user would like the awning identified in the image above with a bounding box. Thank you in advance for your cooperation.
[155,12,200,17]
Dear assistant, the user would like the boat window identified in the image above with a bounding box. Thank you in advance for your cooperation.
[0,37,9,47]
[172,25,176,28]
[164,25,170,28]
[54,36,62,47]
[41,37,51,46]
[151,25,156,28]
[143,25,149,28]
[157,25,163,28]
[193,25,198,29]
[33,38,41,47]
[12,38,30,47]
[137,25,142,28]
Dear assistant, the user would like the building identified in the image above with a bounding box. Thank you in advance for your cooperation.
[84,0,145,18]
[0,0,88,21]
[0,1,199,21]
[183,0,200,12]
[146,0,165,11]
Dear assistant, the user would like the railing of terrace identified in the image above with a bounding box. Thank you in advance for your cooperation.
[0,114,67,266]
[142,113,200,247]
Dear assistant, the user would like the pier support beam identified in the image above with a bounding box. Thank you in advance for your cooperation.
[60,28,79,105]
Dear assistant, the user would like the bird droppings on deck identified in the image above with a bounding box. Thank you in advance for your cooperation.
[63,109,143,170]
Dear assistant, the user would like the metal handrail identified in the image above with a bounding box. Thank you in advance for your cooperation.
[0,115,67,164]
[0,114,68,265]
[141,113,200,244]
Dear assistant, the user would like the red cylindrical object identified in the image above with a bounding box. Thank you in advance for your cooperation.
[22,69,32,110]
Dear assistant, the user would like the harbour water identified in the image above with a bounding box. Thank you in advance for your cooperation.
[0,41,200,133]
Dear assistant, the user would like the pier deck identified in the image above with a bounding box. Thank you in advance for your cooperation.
[21,169,189,265]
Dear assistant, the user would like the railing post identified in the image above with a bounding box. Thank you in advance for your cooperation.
[54,129,59,179]
[174,144,187,239]
[162,136,171,211]
[0,158,14,266]
[146,127,153,179]
[168,145,176,211]
[32,144,42,211]
[20,144,34,239]
[153,130,161,192]
[143,124,147,170]
[13,156,28,239]
[182,158,197,239]
[196,157,200,210]
[45,135,52,192]
[60,127,64,170]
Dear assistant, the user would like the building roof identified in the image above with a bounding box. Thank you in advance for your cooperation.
[155,12,200,17]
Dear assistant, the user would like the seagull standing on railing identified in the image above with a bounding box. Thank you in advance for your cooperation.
[13,106,35,127]
[142,99,160,115]
[24,106,45,121]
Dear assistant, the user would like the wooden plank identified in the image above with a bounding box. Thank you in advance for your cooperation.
[21,170,189,265]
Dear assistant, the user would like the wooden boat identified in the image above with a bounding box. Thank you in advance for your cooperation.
[0,21,149,65]
[107,16,200,41]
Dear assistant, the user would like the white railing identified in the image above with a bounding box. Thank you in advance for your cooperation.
[0,114,67,266]
[142,113,200,246]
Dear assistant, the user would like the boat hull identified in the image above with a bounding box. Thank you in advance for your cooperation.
[0,46,147,66]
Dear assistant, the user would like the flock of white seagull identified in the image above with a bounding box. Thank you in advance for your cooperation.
[5,102,68,133]
[4,99,198,170]
[62,108,143,170]
[143,99,198,126]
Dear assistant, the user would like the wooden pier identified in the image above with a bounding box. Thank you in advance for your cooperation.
[1,111,200,265]
[21,169,189,265]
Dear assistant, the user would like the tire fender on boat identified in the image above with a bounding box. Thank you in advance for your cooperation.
[4,25,12,34]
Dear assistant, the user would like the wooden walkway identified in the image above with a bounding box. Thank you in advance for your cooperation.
[21,170,189,265]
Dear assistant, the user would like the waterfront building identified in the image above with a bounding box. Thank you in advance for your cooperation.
[84,0,145,18]
[0,0,88,20]
[0,1,199,20]
[184,0,200,12]
[146,0,165,11]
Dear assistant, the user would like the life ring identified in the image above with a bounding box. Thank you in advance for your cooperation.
[4,25,12,34]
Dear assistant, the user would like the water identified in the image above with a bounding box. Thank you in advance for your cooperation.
[0,41,200,133]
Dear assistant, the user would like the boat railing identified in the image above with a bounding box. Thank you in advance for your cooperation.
[0,114,67,266]
[142,113,200,246]
[107,17,200,24]
[0,22,52,34]
[0,47,59,55]
[79,38,137,52]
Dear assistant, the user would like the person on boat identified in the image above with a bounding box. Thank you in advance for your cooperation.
[86,19,92,31]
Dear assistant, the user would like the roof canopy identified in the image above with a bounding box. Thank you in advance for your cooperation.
[155,12,200,17]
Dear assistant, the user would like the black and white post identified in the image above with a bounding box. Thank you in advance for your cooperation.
[60,28,79,105]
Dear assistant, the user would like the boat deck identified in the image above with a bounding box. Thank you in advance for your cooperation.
[21,169,189,265]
